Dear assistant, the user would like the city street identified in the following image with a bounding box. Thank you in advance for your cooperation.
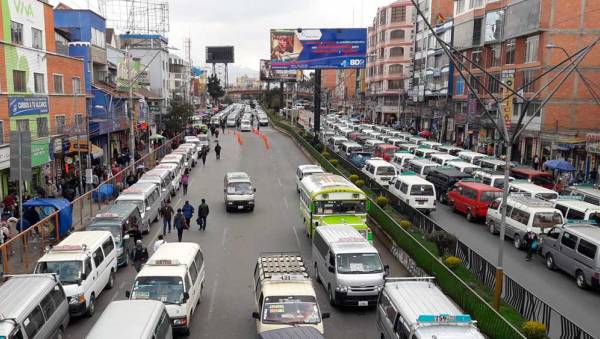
[64,125,406,338]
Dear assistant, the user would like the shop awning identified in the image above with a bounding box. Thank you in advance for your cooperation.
[68,140,104,159]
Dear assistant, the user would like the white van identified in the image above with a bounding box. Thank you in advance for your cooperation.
[296,165,325,192]
[473,170,514,189]
[116,182,162,233]
[436,144,464,156]
[127,243,205,335]
[224,172,256,212]
[377,277,485,339]
[509,181,559,201]
[413,148,441,159]
[457,151,487,165]
[328,136,348,153]
[137,173,171,205]
[172,147,193,170]
[389,173,437,214]
[487,195,564,248]
[447,160,480,175]
[407,158,441,178]
[145,168,177,197]
[554,197,600,222]
[155,163,182,191]
[391,152,415,171]
[431,153,459,166]
[161,153,187,174]
[398,143,419,153]
[86,300,172,339]
[421,141,442,149]
[479,158,506,171]
[179,144,199,166]
[362,158,397,188]
[339,141,362,158]
[313,225,387,307]
[387,138,406,147]
[35,231,118,317]
[562,185,600,206]
[408,136,426,145]
[364,139,385,151]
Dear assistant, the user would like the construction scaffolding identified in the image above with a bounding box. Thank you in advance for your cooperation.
[98,0,169,36]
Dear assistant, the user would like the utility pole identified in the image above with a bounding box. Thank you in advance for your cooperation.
[313,69,322,134]
[126,43,136,168]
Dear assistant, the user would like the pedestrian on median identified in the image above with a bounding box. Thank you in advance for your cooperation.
[153,234,166,253]
[197,199,210,231]
[161,201,174,235]
[174,208,186,242]
[131,240,149,272]
[215,142,222,160]
[182,200,194,227]
[524,228,539,261]
[201,148,208,166]
[182,171,190,195]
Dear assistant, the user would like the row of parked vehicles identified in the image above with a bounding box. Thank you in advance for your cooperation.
[211,103,269,132]
[321,115,600,290]
[0,124,218,338]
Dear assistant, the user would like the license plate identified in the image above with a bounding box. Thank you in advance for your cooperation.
[358,301,369,307]
[237,205,244,210]
[417,200,425,205]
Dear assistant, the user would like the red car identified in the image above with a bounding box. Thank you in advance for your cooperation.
[510,167,554,189]
[448,181,503,222]
[373,144,399,162]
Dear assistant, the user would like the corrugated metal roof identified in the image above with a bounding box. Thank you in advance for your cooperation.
[0,275,56,320]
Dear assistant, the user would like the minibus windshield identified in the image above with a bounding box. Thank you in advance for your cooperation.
[337,253,383,274]
[227,182,253,195]
[131,276,185,305]
[262,296,321,325]
[315,200,366,214]
[36,261,83,285]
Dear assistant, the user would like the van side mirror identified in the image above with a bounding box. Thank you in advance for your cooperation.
[254,188,257,192]
[183,292,190,302]
[322,312,331,319]
[384,265,390,277]
[125,290,131,298]
[146,206,151,211]
[328,266,335,273]
[252,311,260,319]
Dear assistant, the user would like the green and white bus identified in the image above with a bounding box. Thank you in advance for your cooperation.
[299,173,368,239]
[319,215,373,243]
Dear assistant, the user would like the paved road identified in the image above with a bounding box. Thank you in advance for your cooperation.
[297,109,600,337]
[65,124,406,338]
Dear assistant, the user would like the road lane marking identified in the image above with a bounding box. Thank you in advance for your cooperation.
[207,276,219,320]
[283,196,289,210]
[221,227,228,248]
[292,226,301,250]
[277,178,283,187]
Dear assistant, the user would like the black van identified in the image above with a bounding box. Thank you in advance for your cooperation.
[426,167,473,204]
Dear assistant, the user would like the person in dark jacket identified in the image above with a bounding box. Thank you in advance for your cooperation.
[131,240,149,272]
[126,172,137,187]
[181,201,194,226]
[174,209,186,242]
[215,143,222,160]
[201,148,208,166]
[197,199,210,231]
[524,228,539,261]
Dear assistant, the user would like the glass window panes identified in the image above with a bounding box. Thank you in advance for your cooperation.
[55,116,65,134]
[72,77,81,94]
[53,74,64,93]
[506,39,516,64]
[390,47,404,58]
[32,28,43,49]
[13,70,27,92]
[391,6,406,22]
[17,119,30,132]
[577,239,597,259]
[36,117,48,137]
[390,30,405,40]
[24,306,45,338]
[560,232,578,249]
[525,35,539,63]
[11,21,23,45]
[34,73,45,93]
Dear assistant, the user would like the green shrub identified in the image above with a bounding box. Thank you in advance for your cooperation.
[329,159,338,167]
[399,220,413,231]
[443,256,462,271]
[375,195,389,208]
[349,174,359,183]
[355,179,365,187]
[321,151,330,159]
[426,230,457,256]
[522,321,548,339]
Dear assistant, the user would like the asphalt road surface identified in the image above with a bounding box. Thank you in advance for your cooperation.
[65,124,407,338]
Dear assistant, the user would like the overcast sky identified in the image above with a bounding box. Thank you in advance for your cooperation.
[52,0,394,77]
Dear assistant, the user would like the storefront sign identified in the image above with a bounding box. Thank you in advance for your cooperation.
[8,96,49,116]
[501,72,515,130]
[586,133,600,154]
[32,142,50,167]
[0,146,10,170]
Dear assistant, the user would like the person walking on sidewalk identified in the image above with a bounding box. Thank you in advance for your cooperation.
[174,209,186,242]
[182,200,194,227]
[197,199,210,231]
[524,228,539,261]
[201,148,208,166]
[181,171,190,195]
[215,142,222,160]
[161,202,174,235]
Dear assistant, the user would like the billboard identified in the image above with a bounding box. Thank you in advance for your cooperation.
[270,28,367,70]
[206,46,234,63]
[260,59,296,81]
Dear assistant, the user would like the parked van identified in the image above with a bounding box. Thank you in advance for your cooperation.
[35,231,118,316]
[364,139,385,151]
[508,181,559,201]
[387,138,405,147]
[178,144,199,166]
[161,153,187,174]
[510,167,554,189]
[562,185,600,206]
[447,160,480,175]
[426,167,473,204]
[430,153,459,166]
[312,225,387,307]
[0,274,70,339]
[144,168,177,197]
[541,223,600,289]
[172,147,193,170]
[127,242,205,334]
[86,300,172,339]
[436,144,463,156]
[398,143,419,153]
[554,197,600,222]
[473,170,514,189]
[391,152,415,171]
[116,182,162,233]
[406,158,440,178]
[448,181,503,222]
[486,195,564,248]
[479,158,505,171]
[155,163,182,190]
[138,173,171,205]
[457,151,487,165]
[224,172,256,212]
[340,141,363,159]
[362,158,397,188]
[373,144,399,162]
[389,173,437,214]
[86,203,141,266]
[413,147,440,159]
[377,277,485,339]
[296,165,325,192]
[328,136,348,153]
[421,141,442,149]
[408,136,426,145]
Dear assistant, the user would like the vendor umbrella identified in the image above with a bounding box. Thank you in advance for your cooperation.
[544,159,575,172]
[419,130,433,138]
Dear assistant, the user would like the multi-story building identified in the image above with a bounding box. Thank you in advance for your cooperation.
[366,0,416,125]
[409,0,454,136]
[169,53,190,102]
[449,0,600,173]
[0,0,86,197]
[321,69,358,113]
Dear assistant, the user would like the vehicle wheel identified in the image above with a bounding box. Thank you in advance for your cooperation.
[55,327,64,339]
[181,326,191,336]
[328,285,336,306]
[576,270,587,289]
[545,254,556,270]
[315,264,321,283]
[440,193,447,204]
[513,235,522,249]
[106,271,115,290]
[86,295,96,317]
[466,210,474,222]
[488,222,497,235]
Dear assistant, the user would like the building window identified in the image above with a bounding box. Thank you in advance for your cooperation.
[456,0,466,14]
[36,117,48,137]
[32,28,43,50]
[472,18,483,46]
[389,64,403,74]
[379,9,387,25]
[391,6,406,22]
[456,76,465,95]
[91,28,105,48]
[55,116,66,134]
[489,44,501,67]
[53,74,64,94]
[488,73,501,94]
[388,80,403,90]
[390,30,405,40]
[525,35,539,63]
[379,31,385,43]
[471,48,482,69]
[389,47,404,58]
[521,69,538,93]
[75,113,84,127]
[11,21,23,45]
[378,48,385,59]
[72,77,81,94]
[16,119,29,132]
[506,39,516,64]
[470,0,483,9]
[34,73,45,94]
[13,70,27,92]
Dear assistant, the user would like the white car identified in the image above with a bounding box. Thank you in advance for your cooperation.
[240,121,252,132]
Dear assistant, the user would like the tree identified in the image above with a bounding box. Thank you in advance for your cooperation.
[164,98,194,132]
[207,74,225,104]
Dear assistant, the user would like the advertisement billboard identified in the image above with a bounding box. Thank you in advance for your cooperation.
[270,28,367,70]
[206,46,235,63]
[260,59,296,81]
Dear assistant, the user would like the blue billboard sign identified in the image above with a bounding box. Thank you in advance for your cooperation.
[8,96,49,116]
[270,28,367,70]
